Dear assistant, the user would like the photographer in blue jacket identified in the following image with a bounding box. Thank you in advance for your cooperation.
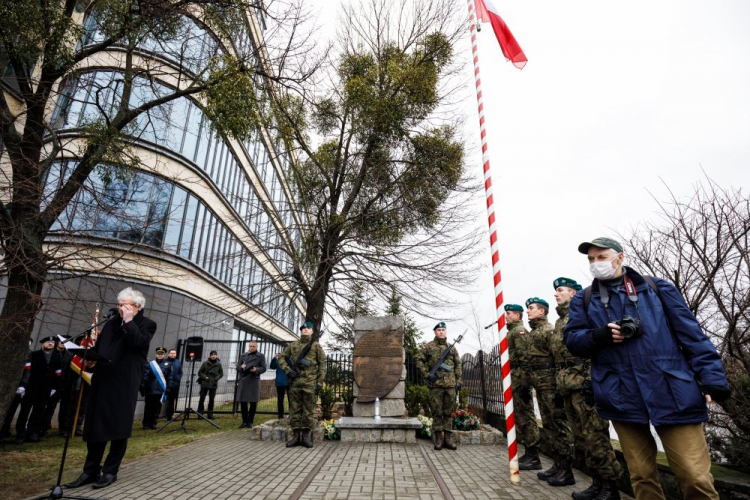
[564,237,731,500]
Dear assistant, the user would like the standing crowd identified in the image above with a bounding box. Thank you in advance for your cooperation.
[508,237,731,500]
[0,237,732,500]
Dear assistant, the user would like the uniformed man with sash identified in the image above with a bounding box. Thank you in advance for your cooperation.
[140,347,172,429]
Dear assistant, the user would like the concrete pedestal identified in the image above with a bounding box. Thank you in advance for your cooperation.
[337,416,421,443]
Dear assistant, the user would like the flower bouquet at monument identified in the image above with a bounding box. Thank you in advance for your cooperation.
[451,409,480,431]
[417,415,432,438]
[323,419,340,440]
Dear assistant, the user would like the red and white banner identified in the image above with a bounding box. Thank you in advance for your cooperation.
[474,0,527,69]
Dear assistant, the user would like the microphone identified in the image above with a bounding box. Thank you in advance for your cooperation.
[106,308,119,319]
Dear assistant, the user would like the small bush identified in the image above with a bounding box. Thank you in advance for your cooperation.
[320,386,337,420]
[405,384,430,417]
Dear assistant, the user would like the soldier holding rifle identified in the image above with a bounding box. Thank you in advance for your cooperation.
[278,321,326,449]
[417,322,463,451]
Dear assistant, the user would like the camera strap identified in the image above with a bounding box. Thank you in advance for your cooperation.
[599,275,639,322]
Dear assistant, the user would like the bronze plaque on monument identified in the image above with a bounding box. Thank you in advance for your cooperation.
[353,326,404,403]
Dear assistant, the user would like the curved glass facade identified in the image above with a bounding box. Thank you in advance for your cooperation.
[45,161,297,330]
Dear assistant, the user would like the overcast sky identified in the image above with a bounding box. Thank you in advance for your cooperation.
[306,0,750,353]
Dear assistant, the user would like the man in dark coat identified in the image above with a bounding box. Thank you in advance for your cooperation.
[140,347,173,429]
[197,350,224,419]
[164,349,183,420]
[15,336,63,443]
[1,345,32,440]
[64,287,155,490]
[236,341,266,428]
[565,237,731,500]
[43,337,74,437]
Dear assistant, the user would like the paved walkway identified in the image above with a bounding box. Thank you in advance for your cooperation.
[43,431,633,500]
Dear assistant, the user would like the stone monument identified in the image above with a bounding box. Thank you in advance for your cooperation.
[337,315,421,442]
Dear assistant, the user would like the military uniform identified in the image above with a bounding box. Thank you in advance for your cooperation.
[140,348,173,429]
[508,316,541,467]
[417,322,462,451]
[15,338,63,443]
[278,324,326,448]
[552,278,622,500]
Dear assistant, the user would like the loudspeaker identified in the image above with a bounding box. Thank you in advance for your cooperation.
[185,336,204,361]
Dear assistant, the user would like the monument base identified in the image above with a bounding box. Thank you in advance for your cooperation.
[337,416,421,443]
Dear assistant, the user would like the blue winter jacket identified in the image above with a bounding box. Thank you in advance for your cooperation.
[270,356,289,387]
[563,267,728,426]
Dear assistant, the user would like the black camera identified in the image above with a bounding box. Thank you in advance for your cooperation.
[616,316,641,339]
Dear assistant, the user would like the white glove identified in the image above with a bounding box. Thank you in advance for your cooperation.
[16,387,25,397]
[50,389,56,397]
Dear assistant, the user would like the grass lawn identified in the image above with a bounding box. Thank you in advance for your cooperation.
[0,406,277,500]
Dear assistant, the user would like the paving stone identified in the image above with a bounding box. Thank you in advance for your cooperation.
[33,430,634,500]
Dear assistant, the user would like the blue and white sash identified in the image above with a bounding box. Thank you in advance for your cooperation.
[149,360,168,403]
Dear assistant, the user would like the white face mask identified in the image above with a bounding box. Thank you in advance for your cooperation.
[590,259,618,280]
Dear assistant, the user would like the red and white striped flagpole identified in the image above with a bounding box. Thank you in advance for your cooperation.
[466,0,520,484]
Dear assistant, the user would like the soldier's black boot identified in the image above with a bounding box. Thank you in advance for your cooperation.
[572,474,602,500]
[433,431,444,450]
[443,431,457,450]
[592,480,620,500]
[537,455,561,480]
[547,456,575,486]
[301,429,313,448]
[286,429,301,448]
[519,446,542,470]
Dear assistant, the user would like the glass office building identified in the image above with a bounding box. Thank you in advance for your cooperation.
[2,6,304,352]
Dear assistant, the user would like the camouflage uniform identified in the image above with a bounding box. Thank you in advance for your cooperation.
[552,301,621,482]
[507,319,540,448]
[278,336,326,431]
[417,337,462,432]
[526,316,569,457]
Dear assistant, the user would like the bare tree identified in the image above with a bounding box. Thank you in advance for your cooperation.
[622,176,750,470]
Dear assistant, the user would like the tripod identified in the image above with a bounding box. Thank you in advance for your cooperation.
[35,313,114,500]
[157,354,219,432]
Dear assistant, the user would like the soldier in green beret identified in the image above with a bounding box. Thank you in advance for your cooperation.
[525,297,575,486]
[417,322,462,451]
[506,304,542,470]
[278,321,326,448]
[552,278,622,499]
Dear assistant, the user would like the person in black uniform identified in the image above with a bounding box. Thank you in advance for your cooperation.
[140,347,173,429]
[64,287,156,490]
[15,336,63,443]
[0,341,32,441]
[164,349,183,420]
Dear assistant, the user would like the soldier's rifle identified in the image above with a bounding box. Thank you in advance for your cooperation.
[425,332,465,388]
[286,329,324,380]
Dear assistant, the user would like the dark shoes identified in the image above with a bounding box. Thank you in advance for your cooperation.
[546,457,575,487]
[573,475,602,500]
[443,431,457,450]
[286,429,301,447]
[64,472,100,489]
[591,480,620,500]
[538,455,561,480]
[433,431,444,450]
[92,473,117,489]
[27,433,40,442]
[300,429,313,448]
[239,422,249,428]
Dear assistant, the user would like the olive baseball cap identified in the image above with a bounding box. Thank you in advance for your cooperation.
[578,237,623,254]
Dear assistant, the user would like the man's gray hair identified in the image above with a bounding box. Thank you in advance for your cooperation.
[118,287,146,309]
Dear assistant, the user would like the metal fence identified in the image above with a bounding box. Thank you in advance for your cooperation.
[460,347,505,421]
[174,335,288,415]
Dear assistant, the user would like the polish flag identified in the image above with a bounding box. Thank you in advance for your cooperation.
[475,0,527,69]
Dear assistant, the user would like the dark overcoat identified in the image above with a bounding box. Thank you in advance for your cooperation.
[236,351,266,402]
[24,349,63,398]
[83,310,156,442]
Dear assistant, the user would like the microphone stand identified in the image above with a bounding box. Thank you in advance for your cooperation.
[157,353,219,433]
[36,311,114,500]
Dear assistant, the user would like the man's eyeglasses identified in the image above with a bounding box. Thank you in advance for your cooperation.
[117,302,137,308]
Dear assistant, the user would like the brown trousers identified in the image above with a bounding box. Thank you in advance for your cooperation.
[612,421,718,500]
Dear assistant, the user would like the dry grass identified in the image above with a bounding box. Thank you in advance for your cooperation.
[0,410,276,500]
